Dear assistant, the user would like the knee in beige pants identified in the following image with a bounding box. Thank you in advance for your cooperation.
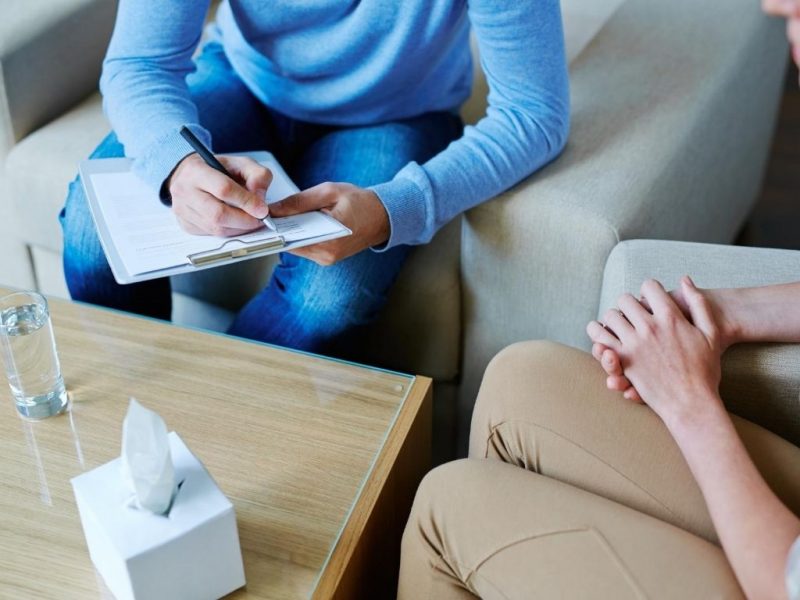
[466,340,712,538]
[467,340,800,542]
[469,340,620,460]
[399,459,742,600]
[400,341,800,598]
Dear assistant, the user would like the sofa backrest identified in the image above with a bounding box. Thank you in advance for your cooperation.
[0,0,117,163]
[460,0,625,126]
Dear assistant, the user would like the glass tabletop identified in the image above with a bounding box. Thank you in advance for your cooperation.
[0,291,414,599]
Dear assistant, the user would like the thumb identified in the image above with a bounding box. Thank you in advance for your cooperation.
[681,276,717,341]
[271,185,335,216]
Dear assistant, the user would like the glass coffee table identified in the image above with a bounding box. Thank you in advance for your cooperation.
[0,290,432,599]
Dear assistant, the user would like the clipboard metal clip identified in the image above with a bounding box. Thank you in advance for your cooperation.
[187,236,286,266]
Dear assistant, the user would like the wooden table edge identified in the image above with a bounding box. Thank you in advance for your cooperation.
[312,375,433,599]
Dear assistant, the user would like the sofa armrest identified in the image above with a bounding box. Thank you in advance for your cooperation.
[457,0,787,449]
[600,240,800,446]
[0,0,117,159]
[598,241,800,312]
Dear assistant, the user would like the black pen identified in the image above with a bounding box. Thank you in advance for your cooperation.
[179,125,276,232]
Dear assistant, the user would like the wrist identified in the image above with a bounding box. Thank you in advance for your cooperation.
[368,190,391,246]
[161,153,198,205]
[707,287,745,349]
[662,389,728,440]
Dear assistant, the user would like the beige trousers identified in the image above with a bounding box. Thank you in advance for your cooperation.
[399,341,800,599]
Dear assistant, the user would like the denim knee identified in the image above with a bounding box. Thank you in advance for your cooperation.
[61,179,107,282]
[228,248,410,352]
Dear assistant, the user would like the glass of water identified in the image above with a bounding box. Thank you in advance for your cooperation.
[0,291,68,419]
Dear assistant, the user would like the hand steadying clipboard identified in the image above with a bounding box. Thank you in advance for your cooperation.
[79,151,351,284]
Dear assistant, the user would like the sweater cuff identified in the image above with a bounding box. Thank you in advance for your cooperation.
[369,169,428,251]
[131,124,211,200]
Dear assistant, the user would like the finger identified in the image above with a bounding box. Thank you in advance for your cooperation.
[271,183,336,217]
[601,308,634,342]
[197,163,269,219]
[640,291,690,318]
[288,240,339,266]
[173,195,229,235]
[601,348,624,376]
[638,294,653,313]
[616,293,653,331]
[763,0,798,16]
[218,156,273,198]
[184,191,265,236]
[623,387,644,403]
[639,279,680,319]
[789,17,800,46]
[586,320,620,349]
[666,288,692,319]
[592,342,606,361]
[288,246,314,261]
[607,375,631,392]
[680,276,718,341]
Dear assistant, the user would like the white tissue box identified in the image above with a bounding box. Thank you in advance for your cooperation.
[71,432,246,600]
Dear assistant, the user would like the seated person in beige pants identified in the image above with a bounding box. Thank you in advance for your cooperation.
[399,277,800,599]
[400,2,800,595]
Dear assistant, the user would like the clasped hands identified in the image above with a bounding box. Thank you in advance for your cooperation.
[168,154,390,265]
[586,277,736,431]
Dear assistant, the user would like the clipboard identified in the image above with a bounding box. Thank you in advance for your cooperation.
[79,152,351,284]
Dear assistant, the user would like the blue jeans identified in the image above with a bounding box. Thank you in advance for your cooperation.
[60,42,463,357]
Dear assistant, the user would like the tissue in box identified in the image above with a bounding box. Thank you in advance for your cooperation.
[71,432,246,600]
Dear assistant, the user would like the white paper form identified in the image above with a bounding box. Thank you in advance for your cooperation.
[88,155,347,277]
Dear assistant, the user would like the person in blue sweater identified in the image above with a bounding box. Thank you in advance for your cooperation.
[60,1,569,355]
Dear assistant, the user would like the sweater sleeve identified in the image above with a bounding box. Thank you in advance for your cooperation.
[100,0,212,191]
[369,0,569,250]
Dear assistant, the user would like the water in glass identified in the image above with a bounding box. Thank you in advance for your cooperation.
[0,300,67,418]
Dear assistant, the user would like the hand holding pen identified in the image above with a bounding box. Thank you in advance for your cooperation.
[164,126,276,237]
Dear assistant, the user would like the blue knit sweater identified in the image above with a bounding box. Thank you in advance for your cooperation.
[101,0,569,249]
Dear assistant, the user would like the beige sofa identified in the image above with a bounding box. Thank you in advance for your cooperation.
[0,0,788,457]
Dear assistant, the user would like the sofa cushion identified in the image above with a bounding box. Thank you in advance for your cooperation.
[0,0,115,157]
[357,218,461,380]
[6,94,109,254]
[30,246,69,298]
[0,199,35,290]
